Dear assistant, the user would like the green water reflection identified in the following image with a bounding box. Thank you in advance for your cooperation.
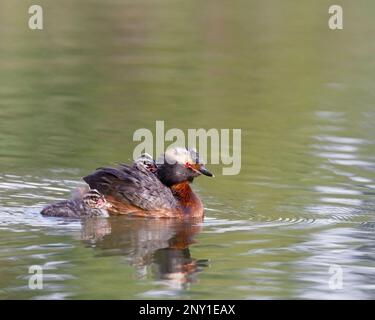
[1,0,375,299]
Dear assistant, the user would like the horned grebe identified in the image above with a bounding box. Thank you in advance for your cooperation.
[83,148,213,218]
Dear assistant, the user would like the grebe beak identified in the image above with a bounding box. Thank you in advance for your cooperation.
[199,165,214,177]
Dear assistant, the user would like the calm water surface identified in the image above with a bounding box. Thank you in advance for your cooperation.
[1,0,375,299]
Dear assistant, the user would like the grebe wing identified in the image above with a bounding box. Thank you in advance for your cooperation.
[83,164,177,211]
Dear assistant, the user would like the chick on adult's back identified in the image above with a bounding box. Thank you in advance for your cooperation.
[83,147,213,218]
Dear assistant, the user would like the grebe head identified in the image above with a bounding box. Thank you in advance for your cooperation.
[133,153,157,173]
[83,189,111,209]
[156,147,213,187]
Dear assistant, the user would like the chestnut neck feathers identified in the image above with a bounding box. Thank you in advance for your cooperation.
[171,182,203,215]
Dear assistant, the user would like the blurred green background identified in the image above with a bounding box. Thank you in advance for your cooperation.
[1,0,375,299]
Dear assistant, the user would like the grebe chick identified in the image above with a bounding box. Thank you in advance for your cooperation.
[132,153,157,173]
[41,189,111,218]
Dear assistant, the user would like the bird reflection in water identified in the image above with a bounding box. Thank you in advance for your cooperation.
[79,216,209,290]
